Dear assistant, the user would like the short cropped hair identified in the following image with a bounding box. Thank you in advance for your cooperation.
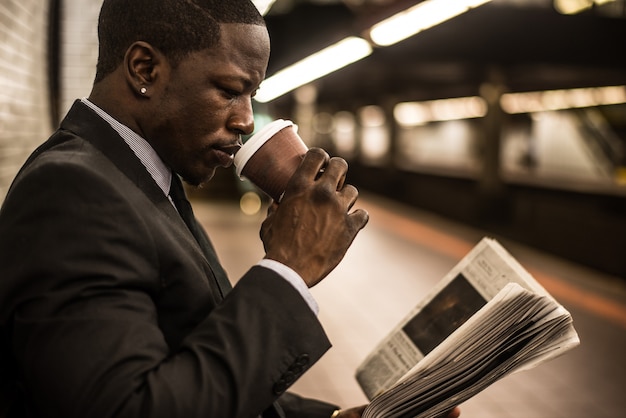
[94,0,266,82]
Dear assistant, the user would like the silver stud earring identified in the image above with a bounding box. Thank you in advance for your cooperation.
[140,87,147,94]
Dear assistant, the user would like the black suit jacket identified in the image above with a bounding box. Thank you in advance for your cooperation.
[0,101,337,418]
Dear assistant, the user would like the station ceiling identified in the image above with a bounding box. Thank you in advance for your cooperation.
[262,0,626,109]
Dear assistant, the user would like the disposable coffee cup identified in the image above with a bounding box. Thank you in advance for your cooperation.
[234,119,308,201]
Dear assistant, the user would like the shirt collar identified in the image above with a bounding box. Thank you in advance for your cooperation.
[81,98,172,197]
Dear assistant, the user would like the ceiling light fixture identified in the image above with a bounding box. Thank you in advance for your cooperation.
[254,36,372,103]
[254,0,494,103]
[368,0,493,47]
[395,96,487,126]
[500,85,626,113]
[253,0,277,15]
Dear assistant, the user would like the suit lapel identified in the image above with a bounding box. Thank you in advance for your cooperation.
[59,100,232,298]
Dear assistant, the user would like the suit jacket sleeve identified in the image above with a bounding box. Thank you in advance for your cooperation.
[274,392,338,418]
[0,132,333,418]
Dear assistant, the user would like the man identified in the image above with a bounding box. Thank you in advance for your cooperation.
[0,1,459,417]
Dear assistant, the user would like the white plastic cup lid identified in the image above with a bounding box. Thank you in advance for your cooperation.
[234,119,295,178]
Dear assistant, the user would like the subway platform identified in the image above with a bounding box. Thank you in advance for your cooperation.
[191,192,626,418]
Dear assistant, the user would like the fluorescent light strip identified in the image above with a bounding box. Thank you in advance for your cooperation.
[394,96,487,126]
[500,86,626,114]
[253,0,277,15]
[369,0,493,47]
[255,0,492,102]
[393,86,626,125]
[554,0,617,15]
[255,37,372,103]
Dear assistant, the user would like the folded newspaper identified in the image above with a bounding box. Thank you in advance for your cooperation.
[356,237,580,418]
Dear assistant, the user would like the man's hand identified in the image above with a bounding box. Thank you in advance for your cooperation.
[260,148,369,287]
[334,405,366,417]
[444,406,461,418]
[333,405,460,418]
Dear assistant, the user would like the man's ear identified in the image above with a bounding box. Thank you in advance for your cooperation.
[124,41,163,97]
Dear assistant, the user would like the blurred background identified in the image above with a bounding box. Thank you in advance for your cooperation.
[1,1,625,416]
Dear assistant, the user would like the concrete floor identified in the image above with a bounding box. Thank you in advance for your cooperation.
[192,192,626,418]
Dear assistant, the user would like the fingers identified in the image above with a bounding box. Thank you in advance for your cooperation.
[291,148,329,186]
[444,407,461,418]
[337,405,367,417]
[348,207,370,232]
[289,148,368,231]
[321,154,348,191]
[288,148,346,193]
[340,184,369,230]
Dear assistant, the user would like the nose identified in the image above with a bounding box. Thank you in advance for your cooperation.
[228,98,255,136]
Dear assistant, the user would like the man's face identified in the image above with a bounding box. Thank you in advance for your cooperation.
[143,23,270,186]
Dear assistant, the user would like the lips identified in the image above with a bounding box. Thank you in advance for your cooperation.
[213,143,242,168]
[219,143,242,156]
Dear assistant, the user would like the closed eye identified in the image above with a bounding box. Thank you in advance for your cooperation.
[222,88,240,99]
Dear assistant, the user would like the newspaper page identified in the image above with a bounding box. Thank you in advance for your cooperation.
[361,282,577,418]
[355,237,577,400]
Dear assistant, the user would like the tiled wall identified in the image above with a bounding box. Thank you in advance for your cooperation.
[0,0,51,201]
[60,0,101,116]
[0,0,101,202]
